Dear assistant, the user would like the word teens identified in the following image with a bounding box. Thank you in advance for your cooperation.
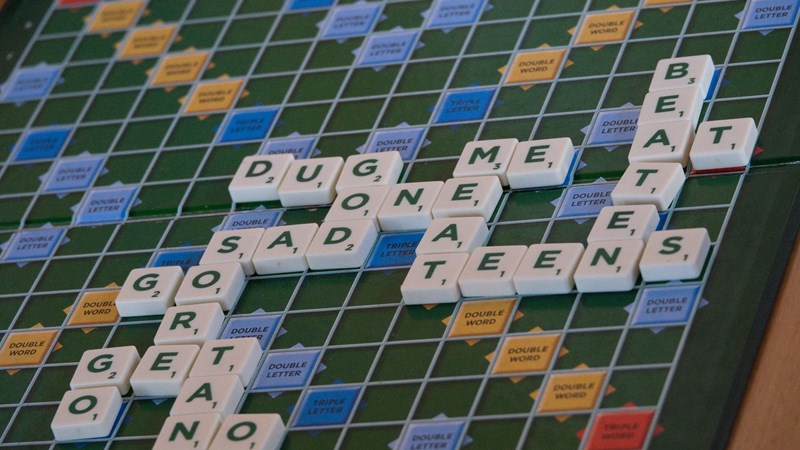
[400,207,712,304]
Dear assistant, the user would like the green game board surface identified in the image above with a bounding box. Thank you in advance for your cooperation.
[0,0,798,448]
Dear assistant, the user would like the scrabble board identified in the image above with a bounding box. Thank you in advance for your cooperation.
[0,0,799,448]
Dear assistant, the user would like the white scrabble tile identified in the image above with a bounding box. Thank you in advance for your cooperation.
[130,344,200,397]
[649,55,715,96]
[171,375,244,417]
[153,413,222,450]
[228,155,294,203]
[174,263,246,311]
[574,240,644,293]
[611,162,685,210]
[639,86,704,126]
[154,303,225,346]
[335,151,403,193]
[458,245,527,297]
[401,252,470,305]
[587,205,660,243]
[506,138,575,190]
[628,120,694,166]
[305,219,378,270]
[513,243,584,296]
[115,266,183,317]
[416,216,488,255]
[689,118,758,171]
[431,175,503,221]
[51,386,122,442]
[190,338,262,388]
[377,181,444,232]
[640,228,711,282]
[209,414,286,450]
[252,223,318,275]
[453,138,517,186]
[278,157,344,207]
[200,228,265,276]
[325,185,390,228]
[71,346,140,395]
